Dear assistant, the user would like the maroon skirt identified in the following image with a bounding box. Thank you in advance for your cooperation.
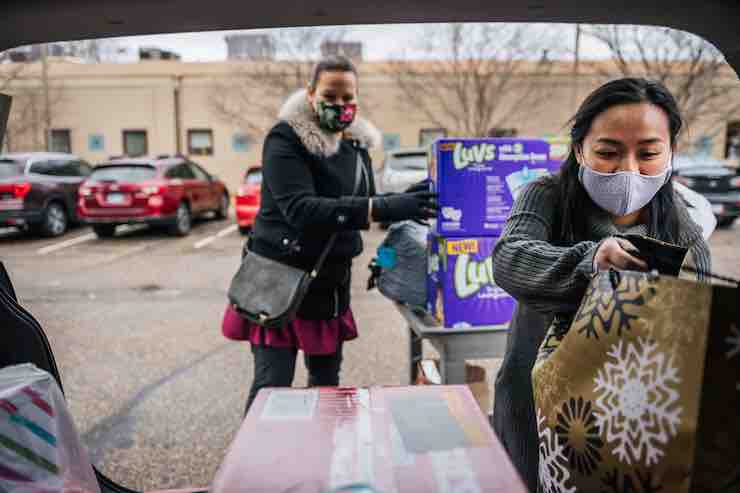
[221,304,358,355]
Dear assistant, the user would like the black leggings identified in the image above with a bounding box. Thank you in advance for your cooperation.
[244,343,343,415]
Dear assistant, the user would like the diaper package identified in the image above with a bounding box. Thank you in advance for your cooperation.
[426,235,516,329]
[429,138,562,236]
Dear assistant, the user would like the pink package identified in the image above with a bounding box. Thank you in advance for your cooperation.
[211,385,526,493]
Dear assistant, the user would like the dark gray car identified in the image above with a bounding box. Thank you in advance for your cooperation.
[0,152,93,236]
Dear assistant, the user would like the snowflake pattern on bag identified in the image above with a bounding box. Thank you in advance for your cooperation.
[572,274,656,340]
[537,408,576,493]
[727,324,740,393]
[593,337,683,466]
[554,397,604,477]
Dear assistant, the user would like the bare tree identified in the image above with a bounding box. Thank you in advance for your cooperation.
[0,58,64,152]
[585,25,740,144]
[383,23,562,138]
[210,27,348,136]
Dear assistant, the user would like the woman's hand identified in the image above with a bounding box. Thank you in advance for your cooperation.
[371,192,438,223]
[593,237,649,272]
[404,179,432,194]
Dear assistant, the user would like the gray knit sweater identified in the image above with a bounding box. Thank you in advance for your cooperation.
[491,180,711,492]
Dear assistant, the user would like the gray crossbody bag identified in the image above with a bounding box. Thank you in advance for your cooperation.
[227,151,366,328]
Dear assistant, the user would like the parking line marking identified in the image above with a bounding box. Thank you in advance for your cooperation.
[194,224,238,249]
[37,233,96,255]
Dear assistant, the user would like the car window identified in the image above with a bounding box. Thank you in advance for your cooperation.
[78,161,94,176]
[179,164,196,179]
[53,159,81,177]
[245,169,262,185]
[387,153,428,171]
[188,162,210,181]
[89,165,158,182]
[29,160,60,176]
[0,158,24,178]
[164,164,182,179]
[166,163,195,179]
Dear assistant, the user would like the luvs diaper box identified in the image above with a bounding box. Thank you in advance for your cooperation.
[427,235,516,329]
[429,138,563,236]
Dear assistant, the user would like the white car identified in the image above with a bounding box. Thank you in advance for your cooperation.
[376,147,429,195]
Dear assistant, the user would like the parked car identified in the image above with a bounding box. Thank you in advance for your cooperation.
[0,152,93,237]
[377,147,429,195]
[672,154,740,228]
[77,155,229,238]
[376,147,429,229]
[235,166,261,235]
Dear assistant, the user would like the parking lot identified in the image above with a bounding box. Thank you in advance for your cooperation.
[1,216,739,490]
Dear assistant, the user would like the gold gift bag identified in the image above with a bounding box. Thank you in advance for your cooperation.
[532,270,739,492]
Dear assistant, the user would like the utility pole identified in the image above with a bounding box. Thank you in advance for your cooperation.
[41,43,52,151]
[173,75,183,155]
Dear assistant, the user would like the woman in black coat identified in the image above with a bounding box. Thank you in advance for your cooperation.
[242,55,436,412]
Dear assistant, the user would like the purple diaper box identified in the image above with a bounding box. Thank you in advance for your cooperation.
[426,235,516,329]
[429,138,563,237]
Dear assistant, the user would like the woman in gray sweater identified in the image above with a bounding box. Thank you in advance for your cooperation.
[491,77,711,491]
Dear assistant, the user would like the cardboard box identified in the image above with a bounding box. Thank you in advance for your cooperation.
[416,359,491,415]
[429,138,562,236]
[427,235,516,329]
[211,385,527,493]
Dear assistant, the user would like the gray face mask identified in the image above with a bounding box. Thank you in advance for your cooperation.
[578,160,672,217]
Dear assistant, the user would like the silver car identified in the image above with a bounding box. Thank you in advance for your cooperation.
[376,147,429,195]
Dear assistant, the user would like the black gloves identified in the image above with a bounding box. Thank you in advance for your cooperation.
[404,179,432,194]
[371,191,438,223]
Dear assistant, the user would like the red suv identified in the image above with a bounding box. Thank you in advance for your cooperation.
[235,166,261,235]
[77,156,229,238]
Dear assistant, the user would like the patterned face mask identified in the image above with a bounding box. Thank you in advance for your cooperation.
[315,101,357,133]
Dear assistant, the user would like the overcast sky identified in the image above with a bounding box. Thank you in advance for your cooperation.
[101,23,613,63]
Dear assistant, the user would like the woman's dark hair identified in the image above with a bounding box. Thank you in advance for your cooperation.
[551,77,683,243]
[308,55,358,92]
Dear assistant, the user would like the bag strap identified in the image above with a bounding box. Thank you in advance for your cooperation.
[680,266,740,286]
[309,149,365,278]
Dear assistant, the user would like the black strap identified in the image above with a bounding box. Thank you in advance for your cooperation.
[680,266,740,286]
[309,150,365,278]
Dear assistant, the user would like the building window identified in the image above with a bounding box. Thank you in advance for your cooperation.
[419,128,447,147]
[488,128,518,138]
[123,130,148,157]
[188,129,214,156]
[50,129,71,153]
[725,121,740,160]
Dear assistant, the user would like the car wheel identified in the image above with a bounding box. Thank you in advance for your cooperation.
[717,216,736,228]
[169,202,192,236]
[238,225,251,235]
[92,224,117,238]
[37,202,68,237]
[215,193,229,220]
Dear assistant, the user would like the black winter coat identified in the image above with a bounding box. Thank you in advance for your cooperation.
[248,121,376,320]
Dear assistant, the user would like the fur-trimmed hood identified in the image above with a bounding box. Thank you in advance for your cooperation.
[277,89,382,158]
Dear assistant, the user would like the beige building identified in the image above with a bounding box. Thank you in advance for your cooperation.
[1,58,739,192]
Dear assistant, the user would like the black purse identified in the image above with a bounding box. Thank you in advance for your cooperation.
[227,151,366,329]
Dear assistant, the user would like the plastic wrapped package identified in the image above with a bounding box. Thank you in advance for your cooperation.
[371,221,428,308]
[0,364,100,493]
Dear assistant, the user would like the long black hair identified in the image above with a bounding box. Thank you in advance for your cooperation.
[550,77,683,243]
